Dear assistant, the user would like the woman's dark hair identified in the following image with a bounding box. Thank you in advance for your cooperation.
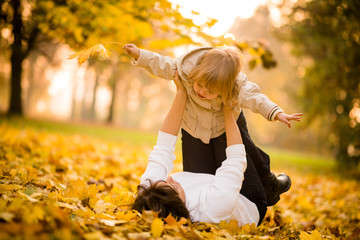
[132,181,190,220]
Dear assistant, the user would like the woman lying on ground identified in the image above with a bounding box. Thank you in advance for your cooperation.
[132,72,271,226]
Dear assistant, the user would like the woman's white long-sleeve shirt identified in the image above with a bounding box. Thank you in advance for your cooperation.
[140,131,259,226]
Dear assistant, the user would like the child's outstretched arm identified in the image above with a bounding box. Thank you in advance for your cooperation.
[123,44,140,60]
[238,75,302,127]
[274,112,302,128]
[160,71,187,136]
[123,43,176,80]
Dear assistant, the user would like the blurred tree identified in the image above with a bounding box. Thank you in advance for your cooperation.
[276,0,360,167]
[0,0,213,116]
[1,0,38,115]
[229,6,319,154]
[1,0,278,117]
[23,40,60,115]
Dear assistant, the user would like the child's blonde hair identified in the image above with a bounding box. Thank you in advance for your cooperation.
[188,47,243,106]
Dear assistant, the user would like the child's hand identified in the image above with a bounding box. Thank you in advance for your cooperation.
[275,112,302,128]
[123,44,140,60]
[173,71,185,92]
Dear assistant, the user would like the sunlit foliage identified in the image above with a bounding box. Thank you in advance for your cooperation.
[1,0,278,116]
[276,0,360,167]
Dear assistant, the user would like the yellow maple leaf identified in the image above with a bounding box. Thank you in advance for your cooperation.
[18,191,39,203]
[218,219,240,234]
[299,230,324,240]
[151,218,164,237]
[115,211,138,221]
[83,231,107,240]
[0,184,23,192]
[164,214,187,228]
[55,201,78,211]
[99,219,127,227]
[68,44,110,66]
[22,205,45,224]
[25,166,38,183]
[0,212,15,222]
[164,214,177,226]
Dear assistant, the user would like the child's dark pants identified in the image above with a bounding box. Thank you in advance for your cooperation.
[181,110,268,224]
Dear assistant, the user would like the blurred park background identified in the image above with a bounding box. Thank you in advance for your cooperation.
[1,0,360,239]
[0,0,359,172]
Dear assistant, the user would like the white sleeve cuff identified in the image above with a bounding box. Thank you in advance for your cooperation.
[269,107,284,121]
[157,131,178,147]
[225,144,246,157]
[131,49,152,67]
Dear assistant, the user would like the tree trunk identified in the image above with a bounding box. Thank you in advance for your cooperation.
[81,69,95,120]
[71,78,78,120]
[107,80,117,123]
[90,73,100,120]
[107,59,120,123]
[9,0,23,115]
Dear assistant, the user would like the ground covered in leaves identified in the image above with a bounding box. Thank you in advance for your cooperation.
[0,122,359,239]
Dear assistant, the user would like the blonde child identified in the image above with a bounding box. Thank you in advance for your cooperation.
[124,44,301,217]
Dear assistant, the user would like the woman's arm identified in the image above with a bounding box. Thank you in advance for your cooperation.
[198,106,247,220]
[224,106,243,146]
[160,72,187,136]
[140,72,186,184]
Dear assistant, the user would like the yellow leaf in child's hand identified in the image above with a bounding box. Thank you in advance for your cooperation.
[68,44,110,66]
[151,218,164,237]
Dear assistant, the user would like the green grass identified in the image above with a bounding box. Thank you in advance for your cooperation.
[264,147,336,175]
[1,116,336,175]
[0,116,158,146]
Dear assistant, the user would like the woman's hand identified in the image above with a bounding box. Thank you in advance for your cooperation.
[223,104,242,146]
[173,71,185,92]
[123,43,140,60]
[275,112,302,128]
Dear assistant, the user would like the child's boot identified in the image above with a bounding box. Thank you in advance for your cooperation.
[262,172,291,206]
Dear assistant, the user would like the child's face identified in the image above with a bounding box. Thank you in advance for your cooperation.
[193,81,219,100]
